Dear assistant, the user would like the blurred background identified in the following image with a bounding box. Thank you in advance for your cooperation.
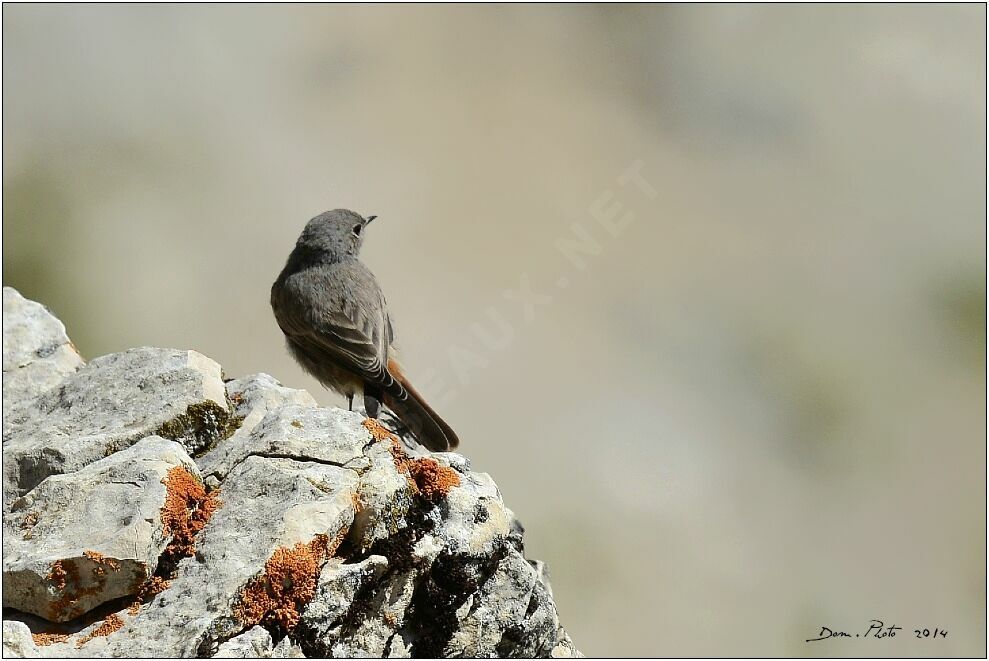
[3,4,985,656]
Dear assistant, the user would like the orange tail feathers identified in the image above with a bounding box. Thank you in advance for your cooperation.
[384,357,460,452]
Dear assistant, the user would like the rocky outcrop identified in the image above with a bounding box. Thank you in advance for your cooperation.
[1,287,579,658]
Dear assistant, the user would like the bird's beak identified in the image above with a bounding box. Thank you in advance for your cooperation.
[364,215,378,226]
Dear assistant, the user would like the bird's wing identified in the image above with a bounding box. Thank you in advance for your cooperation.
[384,296,395,346]
[272,261,393,386]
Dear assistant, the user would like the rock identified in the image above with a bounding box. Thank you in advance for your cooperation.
[197,405,369,482]
[445,547,538,656]
[348,437,417,552]
[199,374,319,483]
[103,454,359,658]
[0,288,579,657]
[330,568,418,658]
[551,632,582,658]
[213,626,272,658]
[225,374,317,437]
[270,636,306,658]
[300,555,389,634]
[432,470,512,557]
[3,620,40,657]
[1,288,83,430]
[2,436,199,621]
[434,451,471,474]
[3,346,230,508]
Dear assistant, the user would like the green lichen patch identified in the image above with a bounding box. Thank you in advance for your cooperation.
[155,401,244,457]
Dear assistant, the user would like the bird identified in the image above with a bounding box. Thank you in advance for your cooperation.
[270,209,459,452]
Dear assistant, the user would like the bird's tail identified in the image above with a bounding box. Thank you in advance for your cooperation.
[382,358,460,452]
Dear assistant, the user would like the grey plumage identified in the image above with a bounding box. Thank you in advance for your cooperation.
[270,209,459,452]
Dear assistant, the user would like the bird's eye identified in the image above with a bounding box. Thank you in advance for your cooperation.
[352,224,362,236]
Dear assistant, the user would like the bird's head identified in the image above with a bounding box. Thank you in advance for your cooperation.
[296,208,377,259]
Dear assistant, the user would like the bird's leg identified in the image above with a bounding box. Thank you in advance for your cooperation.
[347,393,354,412]
[363,383,382,419]
[364,394,380,419]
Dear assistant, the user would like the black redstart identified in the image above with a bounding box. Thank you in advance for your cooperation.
[270,209,459,452]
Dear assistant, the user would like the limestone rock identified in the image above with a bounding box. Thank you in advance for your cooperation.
[198,404,369,482]
[102,455,359,657]
[3,346,229,507]
[300,555,389,633]
[270,636,306,658]
[2,436,199,621]
[225,374,317,436]
[0,288,579,657]
[2,621,40,658]
[212,626,272,658]
[1,288,83,429]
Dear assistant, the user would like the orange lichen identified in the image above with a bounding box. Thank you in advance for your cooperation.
[362,417,395,441]
[234,534,331,632]
[76,613,124,648]
[388,437,416,476]
[160,466,221,564]
[32,632,69,647]
[47,560,69,591]
[139,575,171,601]
[127,575,171,615]
[39,468,218,624]
[47,559,92,620]
[362,419,460,501]
[47,557,106,622]
[83,550,120,577]
[408,457,461,501]
[82,550,117,567]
